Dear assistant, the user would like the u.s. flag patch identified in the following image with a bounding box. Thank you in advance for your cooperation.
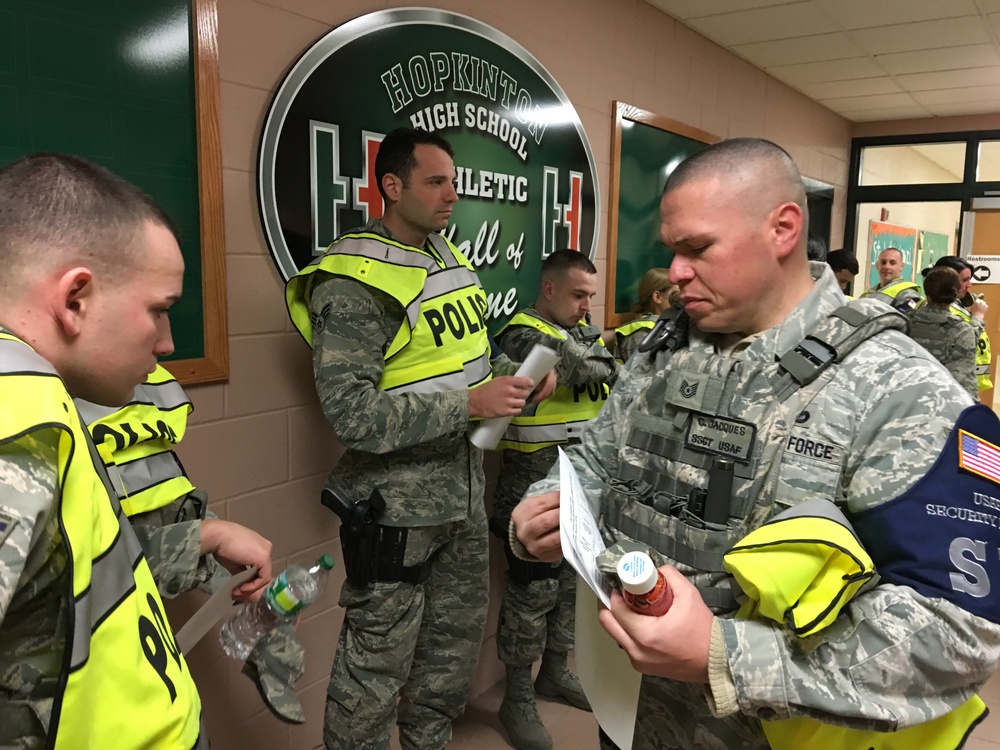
[959,430,1000,485]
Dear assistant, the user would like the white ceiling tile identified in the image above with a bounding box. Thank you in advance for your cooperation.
[896,67,1000,92]
[687,3,836,46]
[910,85,1000,106]
[813,0,978,30]
[819,92,921,111]
[798,77,904,100]
[849,16,990,55]
[840,106,934,122]
[768,57,884,85]
[646,0,796,22]
[641,1,1000,122]
[874,45,1000,76]
[733,33,865,67]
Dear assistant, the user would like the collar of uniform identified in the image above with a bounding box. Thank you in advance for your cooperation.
[525,306,568,335]
[874,275,902,291]
[688,262,844,363]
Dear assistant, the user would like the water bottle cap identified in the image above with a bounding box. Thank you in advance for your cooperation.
[318,554,335,571]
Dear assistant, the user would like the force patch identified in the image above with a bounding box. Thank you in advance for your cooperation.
[785,431,845,467]
[685,413,756,463]
[0,510,16,547]
[958,430,1000,486]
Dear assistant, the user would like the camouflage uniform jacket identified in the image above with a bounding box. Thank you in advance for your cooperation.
[906,304,979,402]
[308,219,517,526]
[522,266,1000,740]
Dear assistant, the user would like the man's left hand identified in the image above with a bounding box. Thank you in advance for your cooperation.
[530,369,557,403]
[598,565,714,683]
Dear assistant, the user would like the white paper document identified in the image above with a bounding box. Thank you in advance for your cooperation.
[470,344,560,450]
[557,448,641,750]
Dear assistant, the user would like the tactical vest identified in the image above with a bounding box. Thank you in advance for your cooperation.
[496,311,611,452]
[603,300,907,612]
[725,498,987,750]
[0,334,204,750]
[76,364,194,516]
[286,232,491,394]
[862,279,920,311]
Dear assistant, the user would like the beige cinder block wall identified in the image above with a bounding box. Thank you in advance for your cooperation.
[168,0,853,747]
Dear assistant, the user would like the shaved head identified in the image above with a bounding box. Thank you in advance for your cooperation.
[664,138,809,253]
[0,152,177,297]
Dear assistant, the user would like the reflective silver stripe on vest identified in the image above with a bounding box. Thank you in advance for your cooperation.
[505,417,596,445]
[109,450,184,497]
[75,377,190,426]
[423,265,484,301]
[386,348,492,394]
[70,424,147,670]
[0,336,59,376]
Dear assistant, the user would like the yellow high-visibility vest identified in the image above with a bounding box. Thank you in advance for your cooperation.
[77,364,194,516]
[497,311,610,452]
[0,334,203,750]
[724,498,986,750]
[287,232,491,394]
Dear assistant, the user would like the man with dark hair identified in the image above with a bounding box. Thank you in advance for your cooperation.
[0,152,273,749]
[491,248,617,749]
[861,246,921,312]
[825,248,859,295]
[511,138,1000,749]
[373,128,455,201]
[285,128,554,749]
[805,237,827,262]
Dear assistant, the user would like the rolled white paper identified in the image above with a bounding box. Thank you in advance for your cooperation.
[470,343,560,450]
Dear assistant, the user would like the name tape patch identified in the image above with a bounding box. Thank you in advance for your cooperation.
[685,414,756,463]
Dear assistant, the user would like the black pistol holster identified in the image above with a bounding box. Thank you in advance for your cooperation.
[322,487,435,588]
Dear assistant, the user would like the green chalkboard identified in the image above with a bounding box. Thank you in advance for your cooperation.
[605,103,716,327]
[0,0,227,383]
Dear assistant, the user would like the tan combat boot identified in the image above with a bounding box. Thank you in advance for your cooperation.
[534,651,592,712]
[499,665,552,750]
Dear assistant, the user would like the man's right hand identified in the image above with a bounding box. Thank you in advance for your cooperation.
[512,491,562,562]
[469,375,534,418]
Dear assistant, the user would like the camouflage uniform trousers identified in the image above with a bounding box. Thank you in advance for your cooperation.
[324,499,489,750]
[596,678,768,750]
[493,446,575,667]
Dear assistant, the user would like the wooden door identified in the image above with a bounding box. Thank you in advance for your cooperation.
[969,210,1000,409]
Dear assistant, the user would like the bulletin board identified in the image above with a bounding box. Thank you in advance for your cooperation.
[866,221,918,289]
[915,230,951,292]
[605,102,717,329]
[0,0,227,384]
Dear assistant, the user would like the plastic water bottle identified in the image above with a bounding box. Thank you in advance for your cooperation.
[219,554,335,660]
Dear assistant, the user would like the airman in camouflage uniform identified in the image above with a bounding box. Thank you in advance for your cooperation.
[905,266,978,402]
[511,139,1000,749]
[492,249,617,749]
[77,371,307,724]
[0,153,273,748]
[285,129,546,750]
